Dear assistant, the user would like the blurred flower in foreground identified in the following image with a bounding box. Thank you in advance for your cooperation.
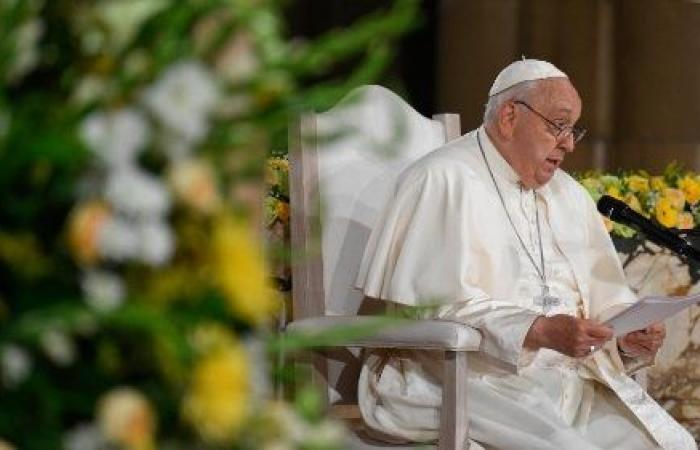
[168,159,221,214]
[63,423,107,450]
[0,439,15,450]
[213,217,280,325]
[183,343,250,444]
[143,60,218,147]
[1,344,32,389]
[97,387,156,450]
[67,201,111,266]
[39,329,76,367]
[79,108,150,169]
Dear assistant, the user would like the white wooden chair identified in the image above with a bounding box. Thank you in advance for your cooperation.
[286,85,482,449]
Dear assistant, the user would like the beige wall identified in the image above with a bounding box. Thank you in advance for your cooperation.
[437,0,700,173]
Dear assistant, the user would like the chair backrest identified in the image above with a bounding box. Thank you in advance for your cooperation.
[288,85,461,405]
[289,85,461,321]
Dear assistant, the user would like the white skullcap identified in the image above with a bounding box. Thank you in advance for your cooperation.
[489,59,568,97]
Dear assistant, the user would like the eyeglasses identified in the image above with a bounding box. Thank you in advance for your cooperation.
[513,100,587,144]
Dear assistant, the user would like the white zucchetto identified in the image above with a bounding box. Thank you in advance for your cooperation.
[489,59,568,97]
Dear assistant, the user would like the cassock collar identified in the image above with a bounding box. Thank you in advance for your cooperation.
[477,126,521,187]
[476,126,556,200]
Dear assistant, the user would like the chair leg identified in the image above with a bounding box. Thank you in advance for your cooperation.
[439,350,469,450]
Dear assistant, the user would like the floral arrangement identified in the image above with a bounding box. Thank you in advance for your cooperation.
[0,0,419,448]
[578,164,700,238]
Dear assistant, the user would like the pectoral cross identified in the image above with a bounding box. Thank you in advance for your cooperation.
[533,285,561,314]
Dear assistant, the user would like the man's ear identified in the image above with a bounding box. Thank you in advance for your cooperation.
[498,101,517,141]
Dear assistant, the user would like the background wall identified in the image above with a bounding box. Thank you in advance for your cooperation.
[437,0,700,173]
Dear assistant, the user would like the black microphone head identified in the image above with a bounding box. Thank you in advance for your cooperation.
[597,194,630,220]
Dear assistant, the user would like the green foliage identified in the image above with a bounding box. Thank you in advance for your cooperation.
[0,0,421,448]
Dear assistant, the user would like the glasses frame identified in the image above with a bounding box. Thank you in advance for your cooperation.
[513,100,587,144]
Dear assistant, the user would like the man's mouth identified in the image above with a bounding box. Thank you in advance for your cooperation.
[545,157,562,166]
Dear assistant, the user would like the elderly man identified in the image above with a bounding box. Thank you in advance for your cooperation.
[355,60,697,449]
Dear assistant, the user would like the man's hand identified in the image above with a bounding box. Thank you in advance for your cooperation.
[617,322,666,359]
[524,314,614,358]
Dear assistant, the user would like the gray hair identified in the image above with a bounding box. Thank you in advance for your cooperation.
[483,80,539,125]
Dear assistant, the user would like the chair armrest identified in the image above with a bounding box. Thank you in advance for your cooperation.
[285,315,481,351]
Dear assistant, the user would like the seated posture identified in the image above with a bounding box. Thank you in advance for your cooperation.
[355,60,697,450]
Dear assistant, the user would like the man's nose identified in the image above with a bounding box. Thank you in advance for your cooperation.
[557,132,575,153]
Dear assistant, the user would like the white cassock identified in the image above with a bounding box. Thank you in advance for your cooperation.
[355,127,697,450]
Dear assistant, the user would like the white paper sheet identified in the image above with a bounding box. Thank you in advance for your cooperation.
[604,293,700,336]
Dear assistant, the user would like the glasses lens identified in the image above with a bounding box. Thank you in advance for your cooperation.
[572,127,587,144]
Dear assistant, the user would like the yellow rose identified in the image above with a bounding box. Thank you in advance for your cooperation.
[97,387,156,450]
[655,198,679,228]
[650,176,667,191]
[67,201,111,266]
[212,217,280,325]
[679,176,700,205]
[662,188,686,210]
[183,345,250,444]
[605,186,622,200]
[623,193,643,213]
[678,212,695,230]
[626,175,649,194]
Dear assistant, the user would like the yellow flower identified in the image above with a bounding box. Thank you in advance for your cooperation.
[662,188,686,210]
[678,212,695,230]
[655,198,679,228]
[212,216,280,325]
[67,201,111,265]
[168,159,221,214]
[605,186,622,200]
[679,175,700,205]
[650,176,667,191]
[97,387,156,450]
[623,193,643,213]
[183,345,250,444]
[626,175,649,194]
[275,200,290,225]
[580,177,603,191]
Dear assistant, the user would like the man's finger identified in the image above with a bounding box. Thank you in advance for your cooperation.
[585,324,614,339]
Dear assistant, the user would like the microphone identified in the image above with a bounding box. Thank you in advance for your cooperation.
[597,195,700,263]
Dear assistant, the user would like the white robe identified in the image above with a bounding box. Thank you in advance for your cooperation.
[355,127,697,450]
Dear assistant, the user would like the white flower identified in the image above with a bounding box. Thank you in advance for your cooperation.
[40,329,76,367]
[6,19,44,83]
[81,270,125,313]
[142,60,218,142]
[1,344,32,388]
[71,76,111,107]
[80,108,150,169]
[137,220,174,266]
[97,217,141,262]
[243,337,270,400]
[104,167,170,218]
[63,423,107,450]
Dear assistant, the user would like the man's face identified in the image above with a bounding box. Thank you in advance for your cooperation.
[509,79,582,188]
